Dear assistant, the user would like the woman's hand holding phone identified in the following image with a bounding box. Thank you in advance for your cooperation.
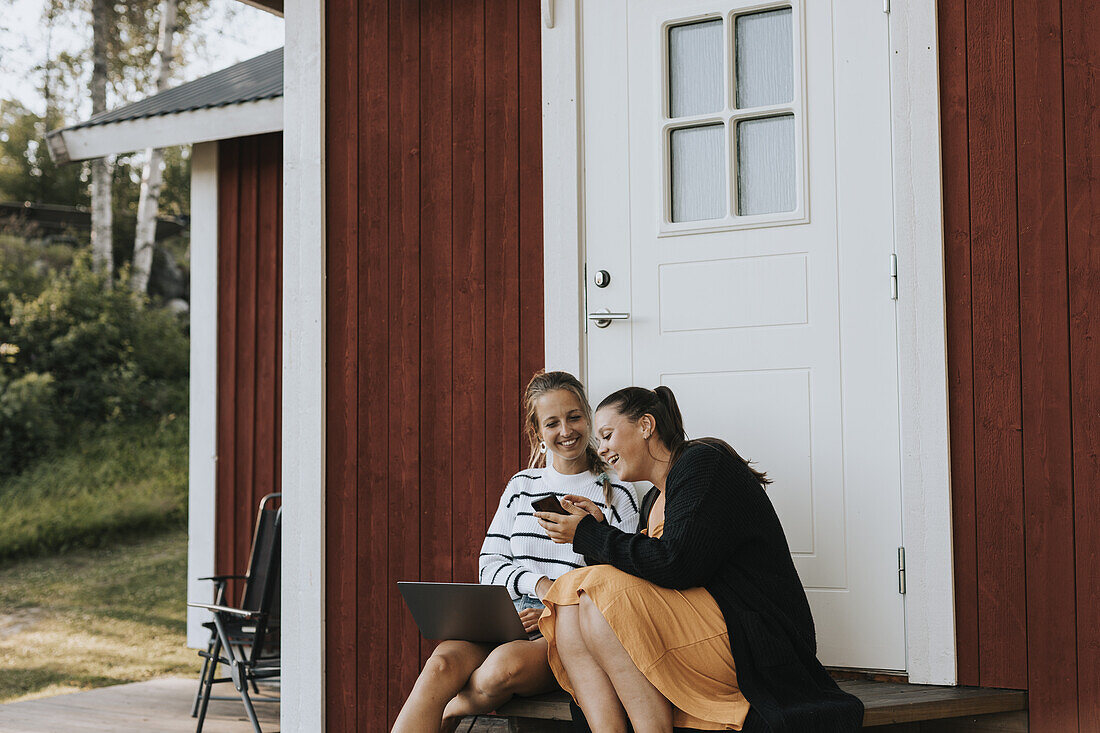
[562,495,605,523]
[534,494,604,544]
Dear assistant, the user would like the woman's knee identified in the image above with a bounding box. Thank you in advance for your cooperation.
[475,640,552,698]
[474,654,525,697]
[422,641,479,684]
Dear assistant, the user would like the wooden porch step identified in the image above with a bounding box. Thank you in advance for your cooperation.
[489,679,1027,729]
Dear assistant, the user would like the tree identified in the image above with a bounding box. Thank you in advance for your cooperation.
[0,102,89,209]
[131,0,179,294]
[89,0,114,278]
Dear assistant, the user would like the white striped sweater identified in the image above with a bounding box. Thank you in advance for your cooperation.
[478,463,639,601]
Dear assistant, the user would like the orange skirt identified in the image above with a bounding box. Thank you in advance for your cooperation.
[539,565,750,730]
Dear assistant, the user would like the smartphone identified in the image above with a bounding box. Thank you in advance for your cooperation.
[531,494,569,515]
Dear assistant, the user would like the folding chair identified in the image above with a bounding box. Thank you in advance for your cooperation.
[189,493,281,733]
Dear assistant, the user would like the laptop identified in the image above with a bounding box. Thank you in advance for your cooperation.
[397,582,528,644]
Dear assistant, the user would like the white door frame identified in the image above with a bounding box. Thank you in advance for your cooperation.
[541,0,956,685]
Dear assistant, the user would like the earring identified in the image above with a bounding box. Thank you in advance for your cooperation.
[539,441,547,454]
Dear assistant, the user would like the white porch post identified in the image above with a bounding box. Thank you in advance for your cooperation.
[889,1,957,686]
[282,0,327,729]
[186,141,219,649]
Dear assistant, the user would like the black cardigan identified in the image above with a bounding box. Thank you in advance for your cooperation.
[572,442,863,732]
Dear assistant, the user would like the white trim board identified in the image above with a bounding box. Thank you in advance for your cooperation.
[282,1,327,730]
[541,0,585,378]
[186,141,219,649]
[541,0,955,685]
[888,1,956,685]
[49,97,283,163]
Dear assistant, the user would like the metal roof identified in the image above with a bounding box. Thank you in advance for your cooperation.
[65,47,282,132]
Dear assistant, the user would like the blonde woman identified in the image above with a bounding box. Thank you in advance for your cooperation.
[392,371,638,733]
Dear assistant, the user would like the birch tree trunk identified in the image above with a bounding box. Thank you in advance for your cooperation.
[131,0,179,294]
[89,0,112,278]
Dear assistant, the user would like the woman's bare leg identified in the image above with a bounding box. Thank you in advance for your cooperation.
[578,593,673,733]
[391,640,491,733]
[554,604,630,732]
[440,638,557,723]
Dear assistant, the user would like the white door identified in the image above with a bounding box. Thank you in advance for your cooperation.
[583,0,906,671]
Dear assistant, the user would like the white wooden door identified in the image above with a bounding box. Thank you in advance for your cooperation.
[583,0,906,671]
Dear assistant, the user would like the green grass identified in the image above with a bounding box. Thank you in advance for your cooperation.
[0,529,194,702]
[0,413,188,562]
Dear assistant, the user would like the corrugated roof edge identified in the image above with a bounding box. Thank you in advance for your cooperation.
[50,47,283,136]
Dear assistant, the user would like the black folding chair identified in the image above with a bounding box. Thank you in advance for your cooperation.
[189,493,281,733]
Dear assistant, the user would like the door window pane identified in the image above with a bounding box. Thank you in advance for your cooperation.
[735,8,793,109]
[671,124,726,222]
[668,19,724,118]
[737,115,796,215]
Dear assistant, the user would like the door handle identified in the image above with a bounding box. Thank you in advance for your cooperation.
[587,309,630,329]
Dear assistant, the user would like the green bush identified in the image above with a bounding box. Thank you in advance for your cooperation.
[0,254,188,474]
[0,372,59,475]
[0,235,77,322]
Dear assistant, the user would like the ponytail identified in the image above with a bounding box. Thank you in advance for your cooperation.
[652,385,687,460]
[597,385,771,489]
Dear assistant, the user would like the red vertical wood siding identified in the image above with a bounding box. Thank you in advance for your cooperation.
[356,0,390,725]
[939,0,980,689]
[940,1,1098,729]
[1064,1,1100,729]
[386,0,423,718]
[214,133,284,602]
[324,1,544,729]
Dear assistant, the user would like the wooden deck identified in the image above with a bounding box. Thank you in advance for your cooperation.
[0,677,279,733]
[491,680,1027,730]
[0,675,1025,732]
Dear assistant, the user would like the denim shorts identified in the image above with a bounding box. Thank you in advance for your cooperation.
[513,595,546,613]
[514,595,545,640]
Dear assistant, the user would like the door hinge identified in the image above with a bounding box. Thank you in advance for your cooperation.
[898,547,907,594]
[582,263,590,334]
[890,253,898,300]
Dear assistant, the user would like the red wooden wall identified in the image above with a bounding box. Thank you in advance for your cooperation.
[324,0,545,728]
[939,1,1099,730]
[214,132,284,599]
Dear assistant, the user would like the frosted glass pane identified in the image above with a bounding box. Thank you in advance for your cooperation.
[668,20,724,118]
[735,8,794,109]
[737,115,796,215]
[671,124,726,222]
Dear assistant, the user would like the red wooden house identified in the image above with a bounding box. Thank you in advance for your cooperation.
[53,0,1100,730]
[271,1,1097,730]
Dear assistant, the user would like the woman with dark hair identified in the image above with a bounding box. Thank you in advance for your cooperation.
[534,386,863,733]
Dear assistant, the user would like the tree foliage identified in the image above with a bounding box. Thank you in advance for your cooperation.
[0,101,89,208]
[1,0,210,279]
[0,247,189,475]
